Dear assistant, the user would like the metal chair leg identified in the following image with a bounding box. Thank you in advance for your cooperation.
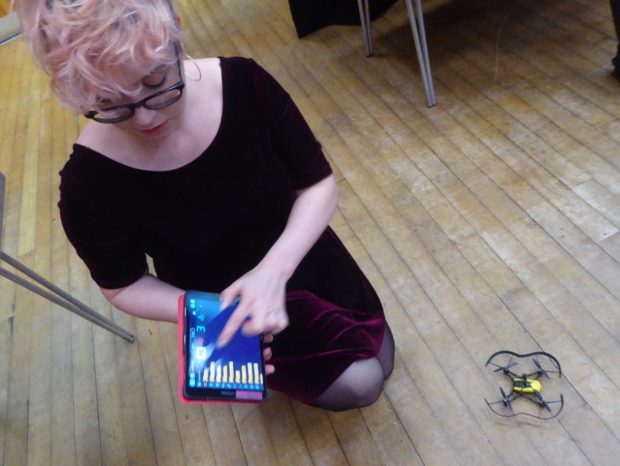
[358,0,435,106]
[404,0,436,107]
[413,0,436,106]
[0,251,135,343]
[358,0,373,56]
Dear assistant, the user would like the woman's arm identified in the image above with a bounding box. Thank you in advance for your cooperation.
[217,173,338,346]
[95,175,338,329]
[100,273,183,323]
[100,273,277,374]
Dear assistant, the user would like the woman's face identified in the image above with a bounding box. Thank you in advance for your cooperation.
[101,58,186,141]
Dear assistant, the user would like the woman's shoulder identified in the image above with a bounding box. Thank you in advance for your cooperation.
[186,56,258,103]
[192,57,275,93]
[74,121,134,168]
[76,120,113,148]
[190,56,220,76]
[193,55,257,72]
[214,56,272,80]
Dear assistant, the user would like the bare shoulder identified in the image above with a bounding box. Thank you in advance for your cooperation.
[184,57,223,113]
[193,57,221,70]
[76,115,137,161]
[185,57,222,84]
[76,119,120,150]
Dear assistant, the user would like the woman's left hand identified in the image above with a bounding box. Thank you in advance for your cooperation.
[216,265,289,348]
[262,332,276,375]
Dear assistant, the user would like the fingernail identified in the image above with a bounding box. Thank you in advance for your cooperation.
[216,339,226,348]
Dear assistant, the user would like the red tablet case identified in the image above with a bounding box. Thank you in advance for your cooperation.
[177,294,264,404]
[178,295,205,404]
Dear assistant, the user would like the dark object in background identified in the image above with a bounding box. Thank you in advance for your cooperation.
[611,0,620,75]
[288,0,398,38]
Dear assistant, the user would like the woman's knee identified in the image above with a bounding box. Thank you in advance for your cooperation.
[348,359,384,407]
[313,357,385,411]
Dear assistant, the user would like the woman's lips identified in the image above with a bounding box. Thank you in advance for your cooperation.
[139,121,167,134]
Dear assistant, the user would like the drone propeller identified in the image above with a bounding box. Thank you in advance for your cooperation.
[493,358,518,373]
[534,391,551,412]
[499,387,513,413]
[533,358,550,379]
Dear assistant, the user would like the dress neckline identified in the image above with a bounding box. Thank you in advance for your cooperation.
[73,56,227,175]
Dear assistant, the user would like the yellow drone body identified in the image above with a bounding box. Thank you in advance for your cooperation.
[513,378,542,394]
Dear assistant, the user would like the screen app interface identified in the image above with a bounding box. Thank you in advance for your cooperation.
[186,295,265,394]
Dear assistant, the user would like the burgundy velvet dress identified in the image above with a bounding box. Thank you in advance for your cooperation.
[58,57,386,403]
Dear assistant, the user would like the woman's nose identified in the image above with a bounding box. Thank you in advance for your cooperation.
[133,106,157,126]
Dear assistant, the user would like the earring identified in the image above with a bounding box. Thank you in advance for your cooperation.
[184,54,202,81]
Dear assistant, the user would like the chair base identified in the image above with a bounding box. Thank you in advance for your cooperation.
[358,0,436,107]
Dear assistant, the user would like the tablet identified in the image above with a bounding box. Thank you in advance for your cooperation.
[181,290,267,403]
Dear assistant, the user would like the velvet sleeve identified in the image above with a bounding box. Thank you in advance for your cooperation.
[58,164,148,289]
[249,59,332,189]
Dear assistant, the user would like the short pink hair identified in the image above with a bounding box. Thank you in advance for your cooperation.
[18,0,183,112]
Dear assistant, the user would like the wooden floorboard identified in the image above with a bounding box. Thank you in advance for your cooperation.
[1,0,619,464]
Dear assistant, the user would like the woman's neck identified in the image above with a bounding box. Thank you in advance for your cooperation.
[76,57,223,172]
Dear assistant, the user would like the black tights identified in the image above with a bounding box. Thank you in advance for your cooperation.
[312,325,395,411]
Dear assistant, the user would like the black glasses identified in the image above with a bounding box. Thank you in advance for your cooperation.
[84,57,185,124]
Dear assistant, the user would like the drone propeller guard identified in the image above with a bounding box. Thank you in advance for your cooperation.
[484,350,564,420]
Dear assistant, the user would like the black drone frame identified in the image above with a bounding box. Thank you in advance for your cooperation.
[485,350,564,420]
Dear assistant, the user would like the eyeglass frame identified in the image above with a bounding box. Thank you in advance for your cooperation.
[84,46,185,124]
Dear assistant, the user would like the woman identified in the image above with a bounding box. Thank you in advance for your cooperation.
[18,0,394,410]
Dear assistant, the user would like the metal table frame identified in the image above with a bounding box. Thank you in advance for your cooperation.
[0,172,134,343]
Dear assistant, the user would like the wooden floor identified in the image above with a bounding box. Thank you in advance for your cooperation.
[1,0,620,464]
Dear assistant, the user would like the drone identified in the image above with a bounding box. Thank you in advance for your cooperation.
[485,350,564,420]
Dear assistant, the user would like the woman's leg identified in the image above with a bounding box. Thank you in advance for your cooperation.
[311,326,395,411]
[377,324,395,379]
[311,357,385,411]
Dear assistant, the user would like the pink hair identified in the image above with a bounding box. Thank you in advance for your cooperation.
[18,0,183,112]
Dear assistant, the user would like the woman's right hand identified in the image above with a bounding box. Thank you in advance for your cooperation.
[216,264,289,348]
